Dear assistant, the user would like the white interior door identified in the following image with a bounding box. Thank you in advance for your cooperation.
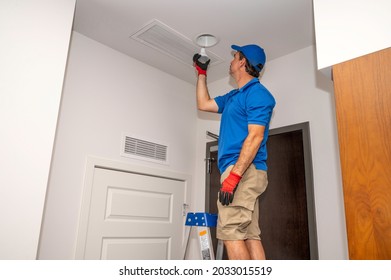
[82,167,186,259]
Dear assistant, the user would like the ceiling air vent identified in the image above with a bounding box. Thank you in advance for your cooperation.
[121,134,168,164]
[130,19,222,67]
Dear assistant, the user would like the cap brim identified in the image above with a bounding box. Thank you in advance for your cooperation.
[231,45,241,51]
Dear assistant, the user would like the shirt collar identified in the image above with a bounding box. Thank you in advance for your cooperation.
[237,78,258,92]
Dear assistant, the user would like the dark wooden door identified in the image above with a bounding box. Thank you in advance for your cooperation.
[206,123,317,259]
[261,129,310,259]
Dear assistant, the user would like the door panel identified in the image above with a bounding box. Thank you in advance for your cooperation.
[83,167,185,260]
[333,48,391,259]
[101,238,169,260]
[261,130,310,259]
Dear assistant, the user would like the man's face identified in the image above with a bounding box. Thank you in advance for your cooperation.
[229,51,242,76]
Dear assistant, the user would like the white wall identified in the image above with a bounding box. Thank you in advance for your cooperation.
[36,28,348,261]
[38,32,198,259]
[0,0,360,262]
[195,46,348,259]
[313,0,391,69]
[0,0,75,259]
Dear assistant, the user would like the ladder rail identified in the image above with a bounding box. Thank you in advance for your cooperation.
[184,212,223,260]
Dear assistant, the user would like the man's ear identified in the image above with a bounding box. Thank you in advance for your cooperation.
[239,57,246,67]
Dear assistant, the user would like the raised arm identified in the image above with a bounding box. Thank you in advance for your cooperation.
[196,75,218,112]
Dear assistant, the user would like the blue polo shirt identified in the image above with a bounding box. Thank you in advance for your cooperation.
[214,78,275,173]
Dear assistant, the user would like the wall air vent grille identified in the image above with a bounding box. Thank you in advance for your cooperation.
[121,135,168,164]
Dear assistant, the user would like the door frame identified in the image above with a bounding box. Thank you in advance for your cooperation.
[75,156,192,259]
[204,121,318,259]
[205,141,218,211]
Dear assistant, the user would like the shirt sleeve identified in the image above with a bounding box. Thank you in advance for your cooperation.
[214,90,235,114]
[246,88,275,126]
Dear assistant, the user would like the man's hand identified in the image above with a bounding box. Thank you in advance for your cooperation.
[193,54,210,76]
[219,171,242,206]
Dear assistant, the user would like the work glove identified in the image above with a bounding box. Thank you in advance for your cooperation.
[219,171,242,206]
[193,53,210,76]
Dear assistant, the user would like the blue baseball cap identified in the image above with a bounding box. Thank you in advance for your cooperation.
[231,44,266,71]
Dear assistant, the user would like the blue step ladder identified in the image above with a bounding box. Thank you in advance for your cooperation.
[184,212,224,260]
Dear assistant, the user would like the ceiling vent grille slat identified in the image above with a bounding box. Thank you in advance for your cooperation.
[122,135,168,164]
[130,19,223,67]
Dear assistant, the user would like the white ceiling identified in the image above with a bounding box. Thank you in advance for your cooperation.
[73,0,315,84]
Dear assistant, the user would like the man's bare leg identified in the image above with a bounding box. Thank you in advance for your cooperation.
[245,239,266,260]
[224,240,266,260]
[224,240,250,260]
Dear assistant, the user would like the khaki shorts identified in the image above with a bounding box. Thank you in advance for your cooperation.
[216,164,268,241]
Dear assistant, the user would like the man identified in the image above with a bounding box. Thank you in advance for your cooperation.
[193,44,276,260]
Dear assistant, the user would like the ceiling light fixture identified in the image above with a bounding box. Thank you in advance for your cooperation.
[195,34,219,48]
[194,34,219,58]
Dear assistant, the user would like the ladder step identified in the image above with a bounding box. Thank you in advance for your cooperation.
[185,212,217,227]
